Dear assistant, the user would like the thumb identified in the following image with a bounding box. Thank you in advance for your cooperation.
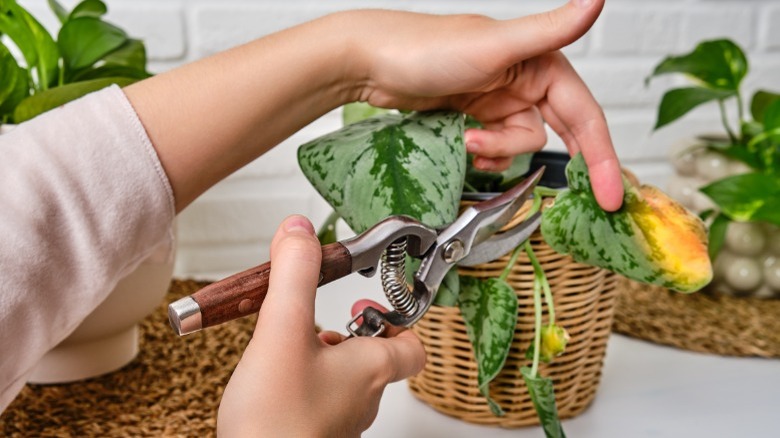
[500,0,604,60]
[260,215,322,336]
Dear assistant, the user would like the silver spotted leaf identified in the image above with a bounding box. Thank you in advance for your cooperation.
[541,153,711,292]
[298,111,465,233]
[458,276,518,416]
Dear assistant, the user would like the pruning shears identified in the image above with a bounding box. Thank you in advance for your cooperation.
[168,167,545,337]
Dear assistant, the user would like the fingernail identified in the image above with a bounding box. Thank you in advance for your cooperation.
[573,0,592,8]
[466,142,480,153]
[284,215,315,234]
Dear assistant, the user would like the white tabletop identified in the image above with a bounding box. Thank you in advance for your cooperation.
[315,274,780,438]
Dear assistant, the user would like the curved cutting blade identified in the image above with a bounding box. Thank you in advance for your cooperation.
[457,211,541,266]
[458,165,545,249]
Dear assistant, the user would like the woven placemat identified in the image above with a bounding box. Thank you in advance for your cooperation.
[0,280,247,437]
[612,276,780,358]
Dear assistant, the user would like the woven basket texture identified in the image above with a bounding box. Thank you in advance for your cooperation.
[408,201,618,427]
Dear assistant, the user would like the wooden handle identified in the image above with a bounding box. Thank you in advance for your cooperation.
[192,242,352,329]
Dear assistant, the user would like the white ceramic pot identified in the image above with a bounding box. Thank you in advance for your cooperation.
[668,136,780,299]
[28,229,176,383]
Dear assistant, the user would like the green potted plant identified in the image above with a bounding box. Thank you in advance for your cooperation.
[647,38,780,298]
[0,0,174,384]
[0,0,151,127]
[297,104,711,437]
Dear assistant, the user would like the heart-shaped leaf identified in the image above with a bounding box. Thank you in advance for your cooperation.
[541,153,712,293]
[648,39,747,92]
[521,367,567,438]
[654,87,735,130]
[700,172,780,226]
[298,111,466,233]
[458,276,517,416]
[58,16,127,72]
[69,0,108,20]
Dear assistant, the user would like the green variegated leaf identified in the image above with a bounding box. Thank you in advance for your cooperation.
[298,111,466,233]
[521,367,567,438]
[541,153,712,292]
[458,276,517,416]
[342,102,391,126]
[433,268,460,306]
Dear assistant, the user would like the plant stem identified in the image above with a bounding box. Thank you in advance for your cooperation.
[499,244,524,282]
[463,180,478,193]
[533,186,561,199]
[719,99,738,144]
[525,240,555,325]
[736,90,745,129]
[525,241,543,378]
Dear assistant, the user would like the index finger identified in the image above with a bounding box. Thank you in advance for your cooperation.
[536,53,624,211]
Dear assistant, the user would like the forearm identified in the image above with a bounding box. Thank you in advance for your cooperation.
[125,13,362,211]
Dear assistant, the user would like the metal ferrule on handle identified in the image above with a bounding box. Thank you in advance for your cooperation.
[168,296,202,336]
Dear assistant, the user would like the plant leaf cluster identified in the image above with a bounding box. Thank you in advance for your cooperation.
[0,0,151,124]
[647,38,780,257]
[298,108,595,437]
[299,105,714,436]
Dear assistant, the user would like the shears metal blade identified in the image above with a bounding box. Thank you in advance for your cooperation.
[168,167,545,337]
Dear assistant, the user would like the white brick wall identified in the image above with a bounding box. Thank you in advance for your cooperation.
[19,0,780,279]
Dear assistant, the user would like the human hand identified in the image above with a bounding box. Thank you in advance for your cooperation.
[217,215,426,437]
[341,0,622,210]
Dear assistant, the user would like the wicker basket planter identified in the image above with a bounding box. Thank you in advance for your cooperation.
[408,200,618,427]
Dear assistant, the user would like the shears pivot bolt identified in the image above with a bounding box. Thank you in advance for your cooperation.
[442,239,466,263]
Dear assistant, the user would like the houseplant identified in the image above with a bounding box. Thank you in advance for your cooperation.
[0,0,150,126]
[647,38,780,298]
[0,0,174,383]
[298,105,711,436]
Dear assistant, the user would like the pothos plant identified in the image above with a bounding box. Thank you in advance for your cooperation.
[646,38,780,260]
[0,0,151,125]
[298,103,711,437]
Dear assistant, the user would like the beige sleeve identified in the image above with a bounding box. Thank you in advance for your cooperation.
[0,85,175,411]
